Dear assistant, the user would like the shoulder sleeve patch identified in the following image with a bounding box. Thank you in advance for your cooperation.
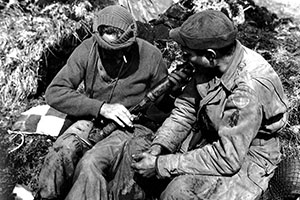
[232,94,250,109]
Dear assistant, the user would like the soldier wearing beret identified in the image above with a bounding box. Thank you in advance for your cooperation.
[131,10,288,200]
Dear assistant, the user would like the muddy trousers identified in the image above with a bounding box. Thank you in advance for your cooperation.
[125,135,274,200]
[38,120,94,199]
[159,162,268,200]
[65,124,154,200]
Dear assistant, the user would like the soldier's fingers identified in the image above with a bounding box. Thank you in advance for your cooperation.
[117,114,133,128]
[132,153,144,162]
[119,106,133,121]
[131,162,140,170]
[111,116,125,128]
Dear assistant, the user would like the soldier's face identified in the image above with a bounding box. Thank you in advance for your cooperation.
[182,47,216,70]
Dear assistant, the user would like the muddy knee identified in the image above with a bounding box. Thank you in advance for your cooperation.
[161,175,209,200]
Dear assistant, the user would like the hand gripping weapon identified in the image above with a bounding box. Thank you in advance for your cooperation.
[89,62,194,144]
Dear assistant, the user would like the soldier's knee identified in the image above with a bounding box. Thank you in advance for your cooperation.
[64,120,93,139]
[77,152,96,169]
[161,176,194,200]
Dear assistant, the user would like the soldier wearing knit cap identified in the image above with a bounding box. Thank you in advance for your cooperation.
[132,10,288,200]
[93,5,137,50]
[37,5,176,200]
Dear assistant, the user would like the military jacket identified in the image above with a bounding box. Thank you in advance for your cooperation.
[153,41,288,178]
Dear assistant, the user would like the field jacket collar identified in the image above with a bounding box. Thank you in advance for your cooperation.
[219,40,244,92]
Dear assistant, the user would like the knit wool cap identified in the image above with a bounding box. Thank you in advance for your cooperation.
[169,10,237,50]
[93,5,137,50]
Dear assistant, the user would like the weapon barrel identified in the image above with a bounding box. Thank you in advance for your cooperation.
[99,77,173,138]
[97,62,194,141]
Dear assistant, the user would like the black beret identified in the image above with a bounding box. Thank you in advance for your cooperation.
[169,10,237,50]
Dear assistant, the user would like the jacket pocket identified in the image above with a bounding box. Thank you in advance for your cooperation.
[247,161,274,191]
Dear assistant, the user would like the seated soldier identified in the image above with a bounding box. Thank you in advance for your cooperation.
[37,5,187,200]
[131,10,288,200]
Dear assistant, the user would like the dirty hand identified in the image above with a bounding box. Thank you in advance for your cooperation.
[169,70,188,85]
[99,103,134,128]
[148,144,162,156]
[131,152,157,178]
[169,70,188,91]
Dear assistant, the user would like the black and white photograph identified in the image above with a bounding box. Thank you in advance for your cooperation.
[1,0,300,199]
